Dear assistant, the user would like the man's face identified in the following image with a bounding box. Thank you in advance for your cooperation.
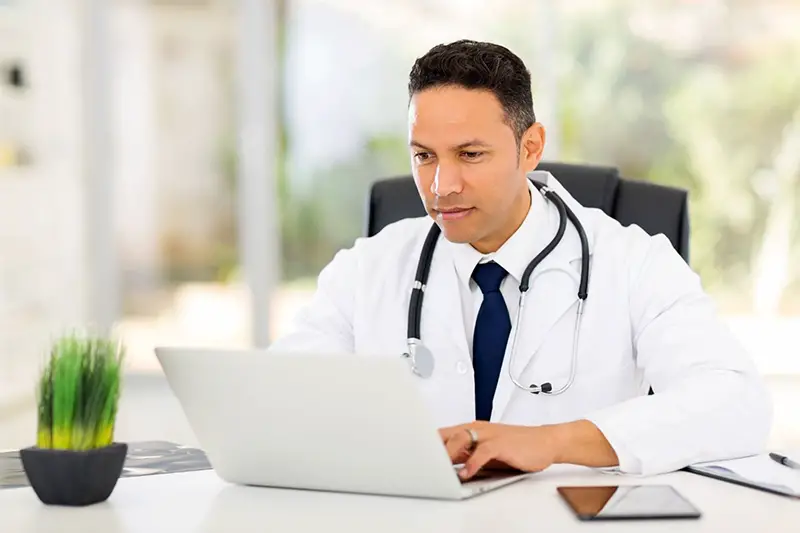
[408,86,544,252]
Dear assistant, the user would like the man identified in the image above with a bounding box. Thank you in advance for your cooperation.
[269,40,771,480]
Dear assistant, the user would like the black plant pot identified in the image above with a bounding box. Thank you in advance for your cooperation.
[20,442,127,506]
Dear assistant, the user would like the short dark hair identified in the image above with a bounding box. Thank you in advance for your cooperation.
[408,40,536,143]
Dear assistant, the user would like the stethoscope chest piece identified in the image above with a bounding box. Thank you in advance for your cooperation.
[404,340,435,379]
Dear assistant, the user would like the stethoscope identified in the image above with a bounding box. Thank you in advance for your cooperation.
[401,172,590,395]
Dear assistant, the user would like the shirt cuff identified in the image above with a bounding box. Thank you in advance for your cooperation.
[584,413,643,475]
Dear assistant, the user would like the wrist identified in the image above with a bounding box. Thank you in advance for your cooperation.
[547,423,572,465]
[544,420,619,468]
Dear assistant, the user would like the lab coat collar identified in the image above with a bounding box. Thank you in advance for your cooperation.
[528,169,596,270]
[448,178,544,289]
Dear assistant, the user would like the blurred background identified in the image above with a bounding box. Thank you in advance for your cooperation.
[1,0,798,449]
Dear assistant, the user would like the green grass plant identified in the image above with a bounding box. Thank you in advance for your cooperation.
[36,333,124,450]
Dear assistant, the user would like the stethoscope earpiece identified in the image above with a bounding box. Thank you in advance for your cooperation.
[529,382,553,395]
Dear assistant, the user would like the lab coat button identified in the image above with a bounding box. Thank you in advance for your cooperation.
[456,361,469,374]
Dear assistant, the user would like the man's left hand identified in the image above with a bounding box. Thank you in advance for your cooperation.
[439,421,562,480]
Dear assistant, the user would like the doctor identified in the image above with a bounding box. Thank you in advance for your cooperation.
[269,40,772,480]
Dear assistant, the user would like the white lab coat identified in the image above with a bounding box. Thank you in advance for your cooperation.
[269,172,772,476]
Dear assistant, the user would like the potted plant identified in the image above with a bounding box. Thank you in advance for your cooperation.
[19,332,127,506]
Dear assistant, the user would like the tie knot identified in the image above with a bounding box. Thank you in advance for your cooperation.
[472,261,508,294]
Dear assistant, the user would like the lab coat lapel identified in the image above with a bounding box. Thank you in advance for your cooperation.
[419,236,470,370]
[491,174,591,420]
[491,259,581,420]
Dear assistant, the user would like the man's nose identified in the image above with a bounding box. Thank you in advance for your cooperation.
[432,162,464,197]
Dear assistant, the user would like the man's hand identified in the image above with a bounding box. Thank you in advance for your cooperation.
[439,421,561,480]
[439,420,619,481]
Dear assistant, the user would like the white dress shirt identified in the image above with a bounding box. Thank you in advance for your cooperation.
[447,180,544,357]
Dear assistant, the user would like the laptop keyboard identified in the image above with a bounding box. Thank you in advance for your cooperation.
[454,465,525,484]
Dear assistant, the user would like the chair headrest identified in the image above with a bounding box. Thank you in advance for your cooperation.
[535,161,620,215]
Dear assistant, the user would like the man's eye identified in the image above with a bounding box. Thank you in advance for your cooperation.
[414,152,432,162]
[462,151,483,160]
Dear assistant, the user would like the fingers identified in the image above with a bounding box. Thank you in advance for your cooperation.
[439,421,490,441]
[438,422,474,441]
[439,422,496,467]
[460,442,497,480]
[445,428,472,463]
[438,426,463,441]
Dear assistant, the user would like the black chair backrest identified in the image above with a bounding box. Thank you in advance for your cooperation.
[366,161,690,262]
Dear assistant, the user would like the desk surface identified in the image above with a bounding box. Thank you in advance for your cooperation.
[2,465,799,532]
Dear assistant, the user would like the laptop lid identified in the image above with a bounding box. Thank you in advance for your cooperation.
[155,348,470,499]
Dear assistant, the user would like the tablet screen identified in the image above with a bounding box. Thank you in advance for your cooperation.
[557,485,701,520]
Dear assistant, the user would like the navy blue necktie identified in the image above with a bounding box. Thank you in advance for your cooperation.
[471,261,511,421]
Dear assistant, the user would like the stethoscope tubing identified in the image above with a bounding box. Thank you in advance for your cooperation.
[404,180,590,394]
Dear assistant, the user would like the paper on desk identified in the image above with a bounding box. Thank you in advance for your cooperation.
[690,451,800,496]
[0,441,212,490]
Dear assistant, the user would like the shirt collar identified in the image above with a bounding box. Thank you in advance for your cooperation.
[448,179,547,289]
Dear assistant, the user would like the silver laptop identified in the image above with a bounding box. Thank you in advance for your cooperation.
[154,347,531,500]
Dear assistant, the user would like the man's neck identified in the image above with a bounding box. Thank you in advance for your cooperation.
[471,187,532,254]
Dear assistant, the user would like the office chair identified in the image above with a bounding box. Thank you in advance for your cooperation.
[366,161,690,263]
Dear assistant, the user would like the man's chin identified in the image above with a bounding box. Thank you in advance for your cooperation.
[435,223,477,245]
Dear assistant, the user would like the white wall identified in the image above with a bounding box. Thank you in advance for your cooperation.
[0,3,88,409]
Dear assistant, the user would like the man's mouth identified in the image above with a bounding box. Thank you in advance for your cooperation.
[436,207,474,221]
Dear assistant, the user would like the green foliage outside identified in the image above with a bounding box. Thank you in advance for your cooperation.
[554,3,800,313]
[211,2,798,316]
[274,2,800,315]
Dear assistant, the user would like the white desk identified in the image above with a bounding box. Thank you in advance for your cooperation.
[2,465,799,532]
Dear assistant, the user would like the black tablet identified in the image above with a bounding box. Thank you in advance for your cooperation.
[557,485,702,521]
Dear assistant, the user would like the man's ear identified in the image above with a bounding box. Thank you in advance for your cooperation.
[521,123,546,171]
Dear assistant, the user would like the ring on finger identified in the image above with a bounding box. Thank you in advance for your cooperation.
[466,428,479,450]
